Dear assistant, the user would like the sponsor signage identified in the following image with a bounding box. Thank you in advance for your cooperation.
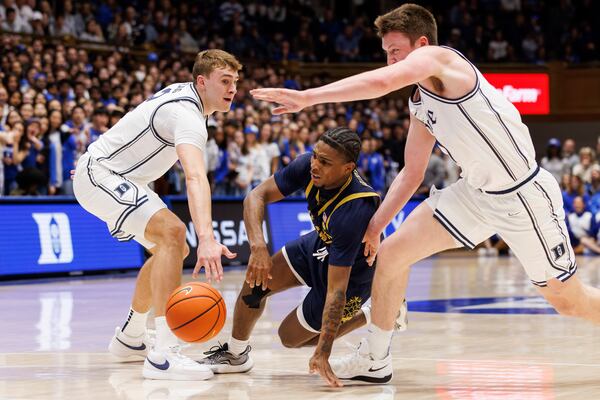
[0,202,143,277]
[169,198,270,267]
[483,73,550,115]
[267,199,423,252]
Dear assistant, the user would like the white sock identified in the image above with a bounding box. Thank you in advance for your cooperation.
[121,307,149,338]
[367,324,393,360]
[154,316,178,351]
[228,336,250,356]
[361,305,371,326]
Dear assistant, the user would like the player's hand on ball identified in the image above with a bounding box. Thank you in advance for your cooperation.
[193,238,236,282]
[250,88,310,114]
[246,244,273,290]
[363,225,381,266]
[309,352,342,388]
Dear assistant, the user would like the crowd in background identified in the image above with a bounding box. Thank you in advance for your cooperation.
[1,1,600,252]
[0,0,598,64]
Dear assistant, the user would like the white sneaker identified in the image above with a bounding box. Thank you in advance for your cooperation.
[330,338,392,384]
[394,299,408,332]
[143,345,214,381]
[108,327,149,361]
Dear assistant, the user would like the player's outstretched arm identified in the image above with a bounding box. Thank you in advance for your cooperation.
[177,144,237,282]
[251,46,443,114]
[309,264,351,387]
[243,177,285,290]
[363,116,436,265]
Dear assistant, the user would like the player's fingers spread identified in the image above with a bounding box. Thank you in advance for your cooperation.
[272,106,288,115]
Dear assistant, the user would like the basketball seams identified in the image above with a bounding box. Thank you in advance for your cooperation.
[189,298,224,342]
[170,297,223,331]
[165,282,226,343]
[166,294,219,313]
[167,282,222,302]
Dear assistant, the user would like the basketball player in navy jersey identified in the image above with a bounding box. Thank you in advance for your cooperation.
[73,50,240,381]
[252,3,600,386]
[198,128,406,387]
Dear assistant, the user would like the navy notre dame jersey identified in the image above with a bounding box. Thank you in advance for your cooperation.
[274,152,380,266]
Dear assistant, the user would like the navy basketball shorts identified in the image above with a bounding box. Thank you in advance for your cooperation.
[281,231,374,333]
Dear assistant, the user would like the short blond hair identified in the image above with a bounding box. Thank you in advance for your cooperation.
[192,50,242,80]
[374,3,438,45]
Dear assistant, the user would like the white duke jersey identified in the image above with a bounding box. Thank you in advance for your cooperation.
[87,82,208,185]
[409,47,537,193]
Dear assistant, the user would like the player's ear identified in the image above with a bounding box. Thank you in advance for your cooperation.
[345,161,355,174]
[416,35,429,47]
[196,74,207,90]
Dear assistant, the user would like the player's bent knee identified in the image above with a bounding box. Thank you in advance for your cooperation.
[157,220,186,248]
[182,243,190,258]
[277,328,302,349]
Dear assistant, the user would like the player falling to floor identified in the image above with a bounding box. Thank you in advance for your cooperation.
[251,3,600,386]
[73,50,240,381]
[197,127,407,387]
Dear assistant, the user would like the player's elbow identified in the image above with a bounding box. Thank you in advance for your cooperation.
[243,189,258,209]
[371,76,393,96]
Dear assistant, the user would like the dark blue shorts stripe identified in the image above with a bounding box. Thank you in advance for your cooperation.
[433,210,476,249]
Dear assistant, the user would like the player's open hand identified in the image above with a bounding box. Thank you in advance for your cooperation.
[250,88,310,114]
[246,244,273,290]
[363,225,381,266]
[193,239,237,282]
[309,352,343,388]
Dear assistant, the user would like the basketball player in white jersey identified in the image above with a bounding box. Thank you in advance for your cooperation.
[73,50,240,380]
[252,3,600,387]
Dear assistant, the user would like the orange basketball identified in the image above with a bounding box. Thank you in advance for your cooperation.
[165,282,226,343]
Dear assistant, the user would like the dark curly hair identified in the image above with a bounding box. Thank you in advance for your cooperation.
[318,127,361,164]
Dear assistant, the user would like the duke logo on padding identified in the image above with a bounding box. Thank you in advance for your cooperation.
[32,213,74,264]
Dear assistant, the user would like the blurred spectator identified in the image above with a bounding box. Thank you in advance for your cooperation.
[572,147,597,184]
[567,196,592,254]
[1,7,26,33]
[563,174,589,213]
[540,138,564,183]
[80,20,105,42]
[46,109,63,195]
[335,25,360,61]
[358,137,385,194]
[488,31,509,61]
[562,138,579,174]
[86,108,109,144]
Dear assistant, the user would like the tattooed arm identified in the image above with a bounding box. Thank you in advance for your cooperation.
[308,264,351,387]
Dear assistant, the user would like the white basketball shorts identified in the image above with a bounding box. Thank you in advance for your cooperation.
[73,153,166,249]
[426,167,577,287]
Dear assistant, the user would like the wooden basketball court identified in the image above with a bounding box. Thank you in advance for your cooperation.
[2,255,600,399]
